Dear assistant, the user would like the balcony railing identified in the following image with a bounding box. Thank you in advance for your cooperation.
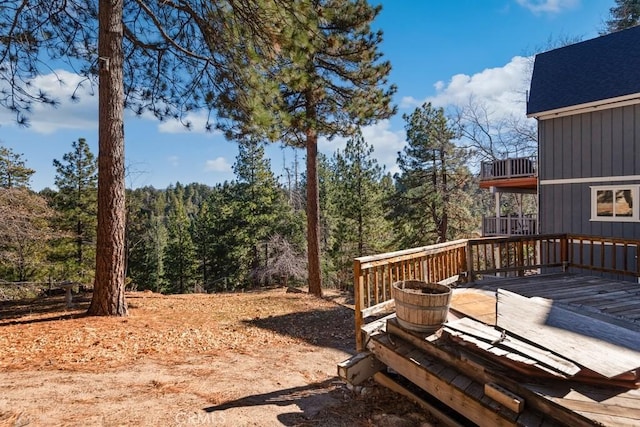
[480,156,537,181]
[482,215,537,236]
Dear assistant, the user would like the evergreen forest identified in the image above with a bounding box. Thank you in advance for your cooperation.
[0,103,526,294]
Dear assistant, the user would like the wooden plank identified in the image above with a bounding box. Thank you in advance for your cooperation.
[446,333,575,380]
[444,317,580,376]
[553,301,640,334]
[484,383,525,414]
[607,304,640,316]
[438,274,460,287]
[368,335,519,427]
[450,289,496,324]
[496,289,640,378]
[546,397,640,420]
[543,393,640,427]
[357,239,468,268]
[571,299,639,313]
[485,275,618,295]
[450,373,474,391]
[439,366,461,384]
[534,283,631,299]
[337,352,385,386]
[361,298,395,319]
[372,372,467,427]
[384,320,597,427]
[526,384,640,411]
[560,288,630,304]
[362,313,395,336]
[406,349,448,376]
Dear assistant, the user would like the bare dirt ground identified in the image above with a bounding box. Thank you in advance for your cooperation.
[0,288,433,427]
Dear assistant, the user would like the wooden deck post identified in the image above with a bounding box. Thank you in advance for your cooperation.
[354,259,365,352]
[465,241,474,283]
[517,240,525,277]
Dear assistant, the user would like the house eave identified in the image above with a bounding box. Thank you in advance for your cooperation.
[527,92,640,120]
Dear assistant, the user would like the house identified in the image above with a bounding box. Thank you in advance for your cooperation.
[527,25,640,239]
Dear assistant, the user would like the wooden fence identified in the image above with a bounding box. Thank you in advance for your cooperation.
[353,234,640,351]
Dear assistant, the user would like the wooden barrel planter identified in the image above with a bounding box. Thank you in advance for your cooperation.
[392,280,452,333]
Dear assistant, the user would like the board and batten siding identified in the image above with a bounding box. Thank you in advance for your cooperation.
[538,104,640,239]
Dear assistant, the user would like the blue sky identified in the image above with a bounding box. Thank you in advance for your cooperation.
[0,0,610,191]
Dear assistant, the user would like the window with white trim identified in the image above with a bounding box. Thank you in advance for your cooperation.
[590,185,639,221]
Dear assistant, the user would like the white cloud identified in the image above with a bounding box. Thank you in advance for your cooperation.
[515,0,578,14]
[204,157,232,172]
[360,121,406,176]
[168,156,180,167]
[402,56,533,120]
[0,69,98,134]
[318,119,406,176]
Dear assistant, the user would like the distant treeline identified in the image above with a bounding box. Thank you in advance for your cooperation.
[1,103,539,294]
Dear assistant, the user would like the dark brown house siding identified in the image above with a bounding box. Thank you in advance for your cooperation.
[538,104,640,239]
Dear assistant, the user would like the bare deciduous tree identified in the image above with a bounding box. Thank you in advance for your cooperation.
[253,235,306,288]
[0,188,55,281]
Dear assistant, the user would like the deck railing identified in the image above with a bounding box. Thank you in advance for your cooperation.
[480,156,537,181]
[353,239,467,350]
[566,234,640,277]
[482,215,537,236]
[353,233,640,351]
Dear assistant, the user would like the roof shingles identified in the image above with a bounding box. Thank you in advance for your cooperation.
[527,25,640,116]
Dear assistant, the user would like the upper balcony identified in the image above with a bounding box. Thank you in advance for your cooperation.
[479,156,537,190]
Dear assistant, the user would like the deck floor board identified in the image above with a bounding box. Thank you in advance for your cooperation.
[458,273,640,327]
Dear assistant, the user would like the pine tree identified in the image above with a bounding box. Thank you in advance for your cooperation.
[191,201,215,289]
[163,195,197,294]
[0,146,35,189]
[206,182,249,290]
[329,129,391,287]
[125,187,167,292]
[333,129,390,255]
[1,1,305,315]
[215,0,396,296]
[392,103,475,247]
[603,0,640,33]
[233,139,286,285]
[52,138,98,283]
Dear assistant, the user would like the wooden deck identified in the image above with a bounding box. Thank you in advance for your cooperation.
[342,236,640,426]
[355,275,640,426]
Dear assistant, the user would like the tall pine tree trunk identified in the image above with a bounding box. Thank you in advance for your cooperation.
[76,220,83,265]
[305,94,322,297]
[88,0,127,316]
[438,149,448,243]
